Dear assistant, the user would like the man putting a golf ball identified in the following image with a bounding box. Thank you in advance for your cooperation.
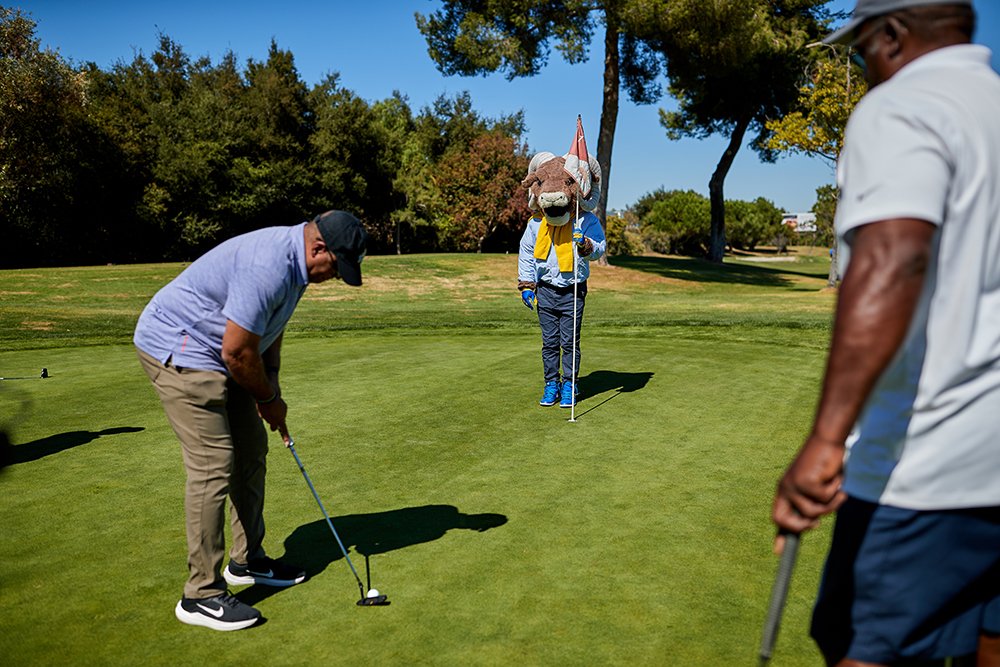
[135,211,368,631]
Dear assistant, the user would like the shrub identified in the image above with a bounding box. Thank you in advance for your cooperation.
[641,189,710,256]
[605,214,644,256]
[726,197,782,251]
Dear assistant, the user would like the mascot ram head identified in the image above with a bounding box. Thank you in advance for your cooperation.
[521,151,602,227]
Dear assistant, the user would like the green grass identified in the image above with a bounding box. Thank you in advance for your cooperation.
[0,250,835,665]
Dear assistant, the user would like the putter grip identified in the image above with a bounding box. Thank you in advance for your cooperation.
[758,532,800,664]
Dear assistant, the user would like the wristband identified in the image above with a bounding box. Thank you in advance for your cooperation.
[257,391,278,405]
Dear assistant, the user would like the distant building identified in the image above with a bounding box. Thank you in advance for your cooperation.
[782,212,817,234]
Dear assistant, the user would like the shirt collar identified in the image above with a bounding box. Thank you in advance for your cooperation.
[893,44,992,82]
[293,222,309,286]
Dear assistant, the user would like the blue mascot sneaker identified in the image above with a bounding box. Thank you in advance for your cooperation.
[539,380,560,407]
[559,381,578,408]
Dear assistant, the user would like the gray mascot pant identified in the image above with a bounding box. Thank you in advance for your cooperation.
[536,280,587,384]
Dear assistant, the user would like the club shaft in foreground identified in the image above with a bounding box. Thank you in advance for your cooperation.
[759,532,801,665]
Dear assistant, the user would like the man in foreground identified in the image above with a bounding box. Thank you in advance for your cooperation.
[771,1,1000,664]
[135,211,367,631]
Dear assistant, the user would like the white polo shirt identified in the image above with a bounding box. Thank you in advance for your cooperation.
[835,45,1000,509]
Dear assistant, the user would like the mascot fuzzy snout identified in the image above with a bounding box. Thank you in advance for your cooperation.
[521,151,602,226]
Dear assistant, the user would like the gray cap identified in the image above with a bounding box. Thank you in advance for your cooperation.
[823,0,973,44]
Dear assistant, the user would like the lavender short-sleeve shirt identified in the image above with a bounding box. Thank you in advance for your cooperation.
[134,223,309,373]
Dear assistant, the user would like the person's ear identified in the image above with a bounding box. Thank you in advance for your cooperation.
[885,15,908,57]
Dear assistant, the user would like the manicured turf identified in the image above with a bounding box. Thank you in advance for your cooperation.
[0,251,835,665]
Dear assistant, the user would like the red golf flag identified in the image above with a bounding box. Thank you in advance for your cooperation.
[569,114,589,164]
[565,115,592,199]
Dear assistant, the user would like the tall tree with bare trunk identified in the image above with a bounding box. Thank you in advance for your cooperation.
[631,0,829,262]
[416,0,662,253]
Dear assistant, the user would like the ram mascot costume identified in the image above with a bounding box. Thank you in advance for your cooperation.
[517,118,607,410]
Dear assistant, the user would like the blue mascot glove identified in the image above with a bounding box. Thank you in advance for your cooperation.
[520,289,536,310]
[574,227,593,256]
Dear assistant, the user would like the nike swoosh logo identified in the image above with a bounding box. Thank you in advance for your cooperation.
[249,569,274,578]
[855,184,881,202]
[196,603,225,618]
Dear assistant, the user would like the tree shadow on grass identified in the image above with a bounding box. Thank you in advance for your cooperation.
[575,370,654,419]
[236,505,507,606]
[610,255,813,286]
[10,426,145,464]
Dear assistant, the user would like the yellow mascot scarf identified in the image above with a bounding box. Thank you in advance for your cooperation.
[533,215,574,272]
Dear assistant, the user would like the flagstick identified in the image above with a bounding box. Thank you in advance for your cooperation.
[567,113,589,424]
[569,198,579,423]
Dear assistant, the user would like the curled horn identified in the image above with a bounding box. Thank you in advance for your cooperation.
[523,151,557,211]
[527,151,558,174]
[578,155,602,212]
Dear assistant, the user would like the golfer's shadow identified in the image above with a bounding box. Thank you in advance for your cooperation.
[9,426,145,464]
[236,505,507,605]
[575,370,653,416]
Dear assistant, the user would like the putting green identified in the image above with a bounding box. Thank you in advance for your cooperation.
[0,253,834,665]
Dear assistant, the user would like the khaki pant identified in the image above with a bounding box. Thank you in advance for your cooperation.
[137,347,268,599]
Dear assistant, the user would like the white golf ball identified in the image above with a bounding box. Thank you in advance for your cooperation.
[366,588,380,598]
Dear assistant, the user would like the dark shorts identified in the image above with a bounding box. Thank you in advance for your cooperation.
[812,497,1000,664]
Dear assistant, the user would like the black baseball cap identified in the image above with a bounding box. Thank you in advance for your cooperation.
[313,210,368,286]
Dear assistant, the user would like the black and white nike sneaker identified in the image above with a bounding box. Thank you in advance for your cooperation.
[224,556,306,587]
[175,592,261,631]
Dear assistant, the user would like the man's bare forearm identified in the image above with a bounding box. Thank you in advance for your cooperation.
[811,219,935,444]
[222,320,275,402]
[772,219,936,534]
[262,333,282,373]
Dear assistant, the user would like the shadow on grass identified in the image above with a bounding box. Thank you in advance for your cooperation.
[237,504,507,605]
[0,430,10,472]
[574,370,654,419]
[578,370,654,401]
[610,255,820,286]
[10,426,145,464]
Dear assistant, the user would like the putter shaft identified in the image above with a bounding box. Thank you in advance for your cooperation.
[287,439,366,600]
[759,532,800,664]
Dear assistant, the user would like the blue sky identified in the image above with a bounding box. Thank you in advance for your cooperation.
[15,0,1000,214]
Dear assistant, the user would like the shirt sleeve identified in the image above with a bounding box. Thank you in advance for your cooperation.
[518,219,539,284]
[582,213,606,260]
[836,94,952,244]
[222,265,284,336]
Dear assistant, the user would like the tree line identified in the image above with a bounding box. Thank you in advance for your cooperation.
[1,3,853,269]
[1,8,533,267]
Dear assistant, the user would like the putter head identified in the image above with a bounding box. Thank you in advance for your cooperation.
[357,594,390,606]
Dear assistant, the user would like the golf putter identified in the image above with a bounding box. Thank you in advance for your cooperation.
[758,531,800,666]
[286,437,390,607]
